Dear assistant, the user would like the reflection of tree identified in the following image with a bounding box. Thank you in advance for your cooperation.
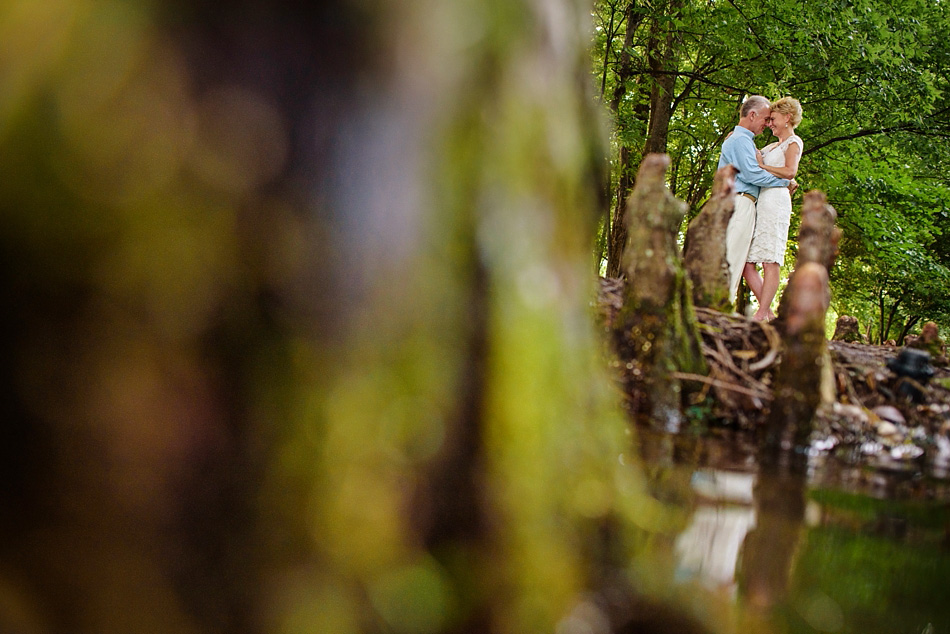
[738,461,808,611]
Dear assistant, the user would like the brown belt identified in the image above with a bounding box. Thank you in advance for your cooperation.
[739,192,757,203]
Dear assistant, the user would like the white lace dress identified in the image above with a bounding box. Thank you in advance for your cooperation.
[747,135,802,264]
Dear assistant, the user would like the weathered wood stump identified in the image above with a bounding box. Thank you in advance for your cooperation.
[910,321,948,365]
[832,315,863,342]
[765,262,830,454]
[794,190,840,270]
[767,189,840,448]
[613,154,706,428]
[683,165,736,311]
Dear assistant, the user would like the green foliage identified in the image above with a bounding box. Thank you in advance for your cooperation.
[592,0,950,336]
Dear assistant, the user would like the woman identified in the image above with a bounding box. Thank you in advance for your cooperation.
[743,96,803,322]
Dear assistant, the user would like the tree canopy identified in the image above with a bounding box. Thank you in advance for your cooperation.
[593,0,950,341]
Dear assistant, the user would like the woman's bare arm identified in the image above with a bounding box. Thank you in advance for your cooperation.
[757,142,801,179]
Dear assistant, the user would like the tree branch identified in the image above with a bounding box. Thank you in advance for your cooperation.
[805,124,917,155]
[805,124,950,154]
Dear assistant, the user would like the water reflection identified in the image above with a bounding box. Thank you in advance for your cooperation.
[674,470,756,596]
[636,424,950,634]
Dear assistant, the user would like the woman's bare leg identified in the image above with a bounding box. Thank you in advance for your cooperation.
[743,263,764,301]
[752,262,780,321]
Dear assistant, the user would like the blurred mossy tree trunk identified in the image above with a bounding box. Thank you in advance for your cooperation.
[0,1,673,633]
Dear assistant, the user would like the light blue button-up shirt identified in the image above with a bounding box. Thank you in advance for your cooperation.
[717,126,790,198]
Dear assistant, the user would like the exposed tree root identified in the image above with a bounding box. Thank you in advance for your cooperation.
[599,277,950,439]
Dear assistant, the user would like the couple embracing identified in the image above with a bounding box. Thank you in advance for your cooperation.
[719,95,803,322]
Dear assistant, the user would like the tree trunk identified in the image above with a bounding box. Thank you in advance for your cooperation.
[643,56,675,155]
[878,286,889,344]
[599,0,620,99]
[642,0,682,156]
[883,294,906,344]
[606,144,635,277]
[898,316,923,347]
[643,70,675,155]
[605,1,649,278]
[608,1,645,116]
[605,0,680,278]
[0,1,671,633]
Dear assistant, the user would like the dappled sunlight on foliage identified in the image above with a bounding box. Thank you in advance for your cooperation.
[592,0,950,336]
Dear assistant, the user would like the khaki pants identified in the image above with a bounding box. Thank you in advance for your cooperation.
[725,194,756,301]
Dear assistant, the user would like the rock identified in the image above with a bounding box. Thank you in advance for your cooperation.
[872,405,906,425]
[833,402,869,425]
[877,421,899,437]
[889,444,924,460]
[886,348,934,403]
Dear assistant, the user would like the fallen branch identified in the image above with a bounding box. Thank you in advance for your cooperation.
[749,320,782,372]
[671,371,772,400]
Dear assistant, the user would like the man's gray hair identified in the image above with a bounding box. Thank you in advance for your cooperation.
[740,95,770,118]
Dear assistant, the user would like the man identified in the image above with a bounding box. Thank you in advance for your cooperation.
[718,96,797,302]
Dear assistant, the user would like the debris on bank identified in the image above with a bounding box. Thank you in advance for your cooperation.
[597,277,950,477]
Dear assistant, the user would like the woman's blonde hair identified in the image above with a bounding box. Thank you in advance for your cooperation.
[771,96,803,128]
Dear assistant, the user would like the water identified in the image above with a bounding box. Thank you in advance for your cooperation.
[635,424,950,634]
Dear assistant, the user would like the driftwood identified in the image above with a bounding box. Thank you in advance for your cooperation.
[613,154,706,428]
[680,307,780,424]
[683,165,736,311]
